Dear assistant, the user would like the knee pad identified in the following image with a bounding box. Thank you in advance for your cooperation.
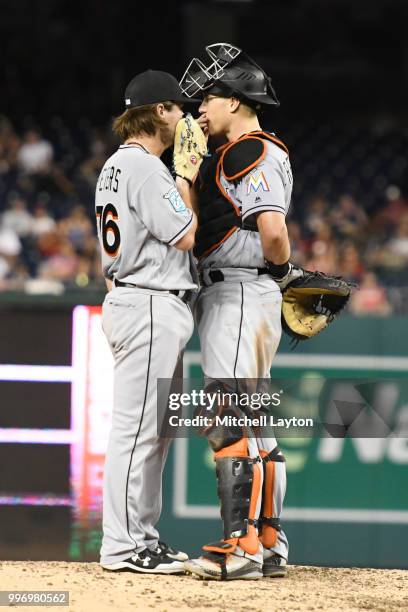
[194,380,244,452]
[206,408,244,452]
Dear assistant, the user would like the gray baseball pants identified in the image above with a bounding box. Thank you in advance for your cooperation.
[100,287,193,565]
[195,272,289,560]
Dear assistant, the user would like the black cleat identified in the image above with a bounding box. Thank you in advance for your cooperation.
[151,540,188,562]
[262,552,287,577]
[101,548,184,574]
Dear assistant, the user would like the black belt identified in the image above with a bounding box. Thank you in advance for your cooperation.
[207,268,269,284]
[114,279,192,303]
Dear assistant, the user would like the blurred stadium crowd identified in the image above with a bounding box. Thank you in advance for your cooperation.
[0,114,407,315]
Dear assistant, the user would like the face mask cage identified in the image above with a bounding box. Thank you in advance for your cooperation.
[179,43,242,98]
[179,58,213,99]
[205,43,242,79]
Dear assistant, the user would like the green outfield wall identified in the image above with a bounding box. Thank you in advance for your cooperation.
[159,315,408,569]
[1,294,406,567]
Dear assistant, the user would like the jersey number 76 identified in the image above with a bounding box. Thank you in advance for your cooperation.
[96,203,121,257]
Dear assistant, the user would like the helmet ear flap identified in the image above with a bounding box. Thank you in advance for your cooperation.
[266,77,280,108]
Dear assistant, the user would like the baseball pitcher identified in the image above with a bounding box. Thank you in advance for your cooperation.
[97,70,205,574]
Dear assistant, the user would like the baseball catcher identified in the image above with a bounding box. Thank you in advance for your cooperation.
[178,42,355,582]
[179,43,290,581]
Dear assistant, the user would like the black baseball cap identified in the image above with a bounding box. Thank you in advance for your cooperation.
[124,70,200,108]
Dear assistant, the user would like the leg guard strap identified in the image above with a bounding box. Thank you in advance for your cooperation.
[201,551,228,580]
[260,517,281,530]
[263,445,286,463]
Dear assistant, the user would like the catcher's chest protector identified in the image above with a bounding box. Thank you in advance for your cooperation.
[193,150,239,259]
[193,132,288,260]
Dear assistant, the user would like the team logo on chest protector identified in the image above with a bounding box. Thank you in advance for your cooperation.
[246,170,270,195]
[163,186,187,212]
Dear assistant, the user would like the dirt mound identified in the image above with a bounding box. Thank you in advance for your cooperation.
[0,562,407,611]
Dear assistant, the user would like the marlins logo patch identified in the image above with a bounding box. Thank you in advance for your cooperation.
[163,187,187,212]
[246,170,270,195]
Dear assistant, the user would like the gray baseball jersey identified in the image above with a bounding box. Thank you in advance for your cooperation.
[202,140,293,270]
[95,144,197,290]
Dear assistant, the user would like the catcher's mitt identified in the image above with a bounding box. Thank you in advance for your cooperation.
[173,113,207,185]
[281,271,356,343]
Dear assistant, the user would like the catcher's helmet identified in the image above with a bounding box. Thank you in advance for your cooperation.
[179,43,279,109]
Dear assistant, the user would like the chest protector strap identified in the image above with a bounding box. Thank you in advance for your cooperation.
[220,131,289,181]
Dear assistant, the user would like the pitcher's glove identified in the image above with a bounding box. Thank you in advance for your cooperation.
[264,260,357,342]
[173,113,207,185]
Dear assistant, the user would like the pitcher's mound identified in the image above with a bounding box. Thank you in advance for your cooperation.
[1,562,407,611]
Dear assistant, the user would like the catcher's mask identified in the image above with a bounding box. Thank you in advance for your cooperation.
[179,43,279,110]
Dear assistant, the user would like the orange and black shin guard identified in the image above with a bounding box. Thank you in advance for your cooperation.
[259,446,286,548]
[204,438,261,556]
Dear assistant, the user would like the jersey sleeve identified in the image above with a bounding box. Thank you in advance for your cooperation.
[130,168,193,245]
[236,156,287,223]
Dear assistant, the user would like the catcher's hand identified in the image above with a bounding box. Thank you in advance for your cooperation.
[281,270,357,342]
[265,261,304,290]
[173,113,207,185]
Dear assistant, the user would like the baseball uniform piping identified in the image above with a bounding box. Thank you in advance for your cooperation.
[125,295,154,547]
[242,204,285,221]
[167,213,193,245]
[233,282,244,383]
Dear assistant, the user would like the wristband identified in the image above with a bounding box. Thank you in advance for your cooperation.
[265,260,290,279]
